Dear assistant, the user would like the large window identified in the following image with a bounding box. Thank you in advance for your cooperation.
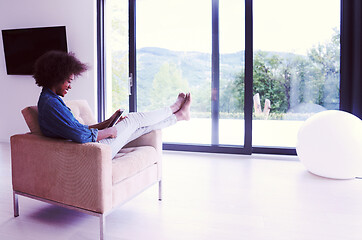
[253,0,340,148]
[105,0,129,118]
[219,0,245,146]
[136,0,212,145]
[104,0,341,154]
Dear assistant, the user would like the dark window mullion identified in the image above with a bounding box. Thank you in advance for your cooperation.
[129,0,137,112]
[97,0,106,122]
[244,0,253,154]
[211,0,220,145]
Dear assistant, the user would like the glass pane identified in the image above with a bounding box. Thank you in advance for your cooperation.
[219,0,245,146]
[253,0,340,148]
[137,0,212,144]
[105,0,129,118]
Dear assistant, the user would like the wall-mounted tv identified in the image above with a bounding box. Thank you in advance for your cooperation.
[2,26,68,75]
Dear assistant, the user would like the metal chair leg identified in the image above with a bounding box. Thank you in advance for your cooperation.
[13,192,19,217]
[100,214,105,240]
[158,180,162,201]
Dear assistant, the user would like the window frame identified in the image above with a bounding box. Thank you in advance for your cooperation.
[98,0,346,156]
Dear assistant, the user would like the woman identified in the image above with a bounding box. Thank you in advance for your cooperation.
[34,51,191,158]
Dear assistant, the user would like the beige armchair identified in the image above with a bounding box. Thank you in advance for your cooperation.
[10,100,163,240]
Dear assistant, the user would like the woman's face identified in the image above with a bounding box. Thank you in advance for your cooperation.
[55,74,74,97]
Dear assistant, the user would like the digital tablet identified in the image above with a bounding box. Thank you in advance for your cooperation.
[109,110,127,127]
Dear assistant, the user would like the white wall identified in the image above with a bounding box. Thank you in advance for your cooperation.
[0,0,97,142]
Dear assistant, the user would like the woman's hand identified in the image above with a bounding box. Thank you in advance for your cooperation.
[109,109,121,122]
[116,115,127,124]
[96,126,117,141]
[90,109,122,130]
[108,126,118,138]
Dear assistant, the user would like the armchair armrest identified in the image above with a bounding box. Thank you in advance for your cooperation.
[10,133,113,213]
[124,130,162,155]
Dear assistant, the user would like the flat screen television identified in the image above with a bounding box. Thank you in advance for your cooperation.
[2,26,68,75]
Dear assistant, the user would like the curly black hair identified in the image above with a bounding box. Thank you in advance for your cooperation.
[33,51,89,88]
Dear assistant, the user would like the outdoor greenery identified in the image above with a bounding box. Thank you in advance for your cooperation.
[226,28,340,115]
[110,17,340,119]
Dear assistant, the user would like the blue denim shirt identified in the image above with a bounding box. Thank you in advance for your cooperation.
[38,88,98,143]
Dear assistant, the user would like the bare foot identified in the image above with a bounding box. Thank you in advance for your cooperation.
[170,93,186,113]
[175,93,191,121]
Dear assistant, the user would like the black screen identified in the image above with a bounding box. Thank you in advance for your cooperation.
[2,26,68,75]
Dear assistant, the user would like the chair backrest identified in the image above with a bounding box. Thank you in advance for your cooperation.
[21,100,97,134]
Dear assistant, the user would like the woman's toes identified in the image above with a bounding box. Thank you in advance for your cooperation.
[171,92,186,113]
[177,93,191,121]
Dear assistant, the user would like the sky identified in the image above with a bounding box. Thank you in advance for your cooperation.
[136,0,340,55]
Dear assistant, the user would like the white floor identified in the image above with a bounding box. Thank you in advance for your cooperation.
[1,142,362,240]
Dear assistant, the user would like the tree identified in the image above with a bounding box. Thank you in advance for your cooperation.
[191,80,211,114]
[149,62,189,110]
[220,78,241,113]
[109,0,129,113]
[111,52,129,112]
[253,52,287,113]
[229,28,340,115]
[307,28,340,109]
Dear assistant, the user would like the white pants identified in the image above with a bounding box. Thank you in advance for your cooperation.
[99,107,177,158]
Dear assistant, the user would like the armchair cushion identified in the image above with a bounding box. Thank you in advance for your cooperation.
[66,100,97,125]
[113,146,158,184]
[21,106,42,135]
[21,100,97,134]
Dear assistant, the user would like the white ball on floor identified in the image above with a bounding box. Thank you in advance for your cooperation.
[296,110,362,179]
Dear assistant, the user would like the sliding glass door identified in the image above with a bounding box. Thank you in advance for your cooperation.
[219,0,245,146]
[135,0,249,153]
[103,0,341,155]
[136,0,212,145]
[104,0,129,118]
[104,0,251,153]
[253,0,340,149]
